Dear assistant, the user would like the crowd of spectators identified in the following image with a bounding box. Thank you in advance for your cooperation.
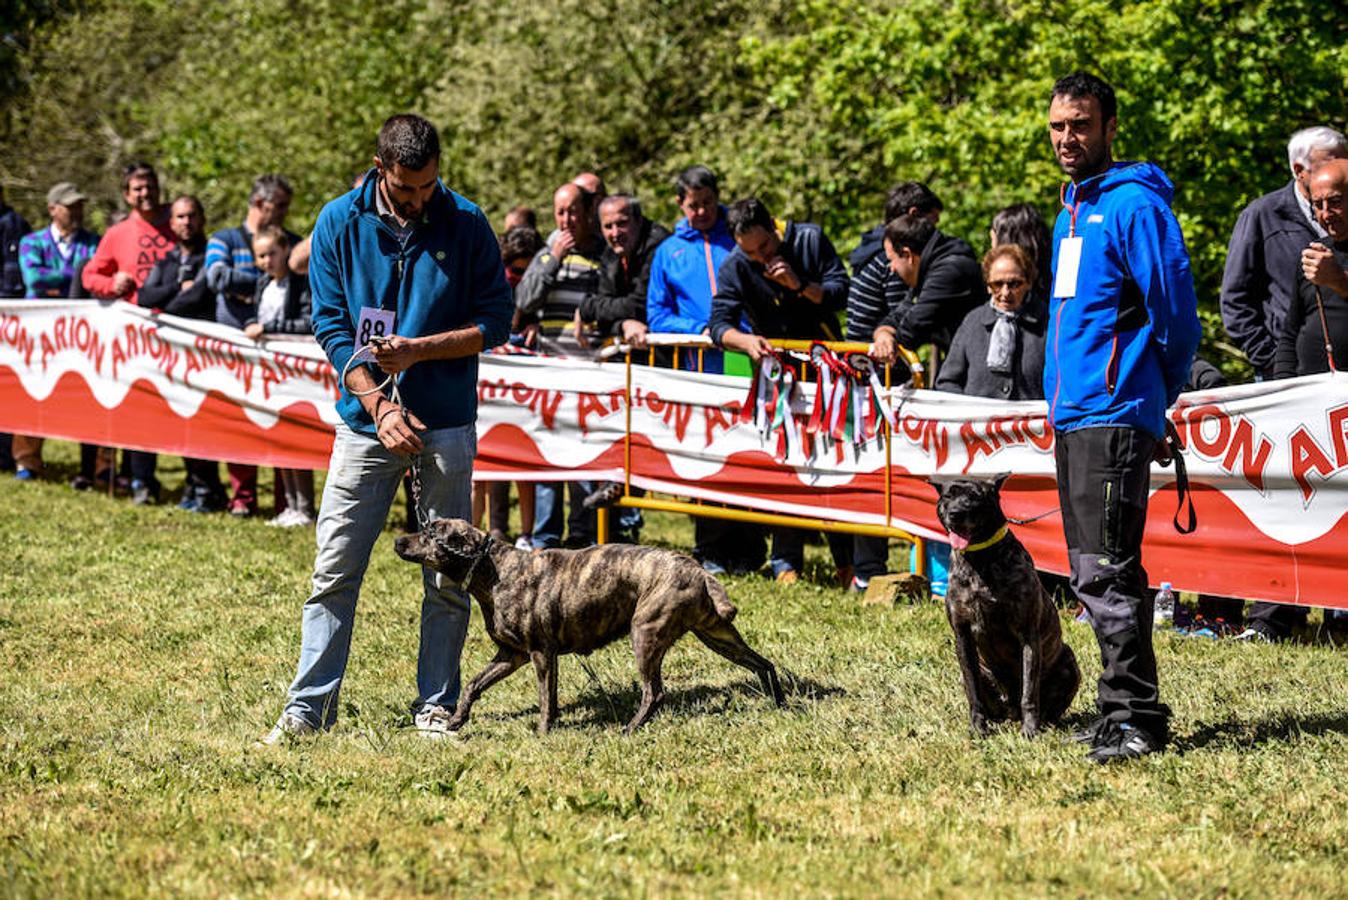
[2,118,1346,639]
[0,165,315,526]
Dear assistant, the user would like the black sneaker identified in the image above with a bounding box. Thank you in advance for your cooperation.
[1086,720,1165,763]
[1067,716,1108,745]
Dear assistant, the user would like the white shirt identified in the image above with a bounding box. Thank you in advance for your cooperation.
[257,278,288,329]
[49,223,76,261]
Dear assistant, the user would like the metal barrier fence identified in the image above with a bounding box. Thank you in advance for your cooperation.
[593,336,933,576]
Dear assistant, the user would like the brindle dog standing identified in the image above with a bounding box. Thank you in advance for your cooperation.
[934,477,1079,737]
[394,519,785,734]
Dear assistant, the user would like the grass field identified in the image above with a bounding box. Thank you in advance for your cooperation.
[3,441,1348,898]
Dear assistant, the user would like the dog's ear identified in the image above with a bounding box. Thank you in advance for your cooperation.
[993,473,1011,493]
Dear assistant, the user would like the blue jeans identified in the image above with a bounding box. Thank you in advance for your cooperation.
[532,481,596,549]
[284,422,476,728]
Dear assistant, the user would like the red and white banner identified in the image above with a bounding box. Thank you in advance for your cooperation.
[3,300,1346,608]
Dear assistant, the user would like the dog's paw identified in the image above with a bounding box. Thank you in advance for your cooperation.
[1020,721,1041,739]
[970,716,992,738]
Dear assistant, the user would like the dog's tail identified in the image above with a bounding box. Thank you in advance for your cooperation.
[703,573,738,622]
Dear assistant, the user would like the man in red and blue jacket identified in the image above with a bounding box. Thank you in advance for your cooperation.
[1045,73,1200,763]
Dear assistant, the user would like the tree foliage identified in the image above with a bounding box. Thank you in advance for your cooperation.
[1,0,1344,375]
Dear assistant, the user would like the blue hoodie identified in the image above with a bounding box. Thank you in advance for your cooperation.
[645,208,737,372]
[309,173,513,434]
[1044,161,1200,438]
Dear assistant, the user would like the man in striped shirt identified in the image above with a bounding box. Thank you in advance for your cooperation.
[204,173,299,516]
[515,181,608,549]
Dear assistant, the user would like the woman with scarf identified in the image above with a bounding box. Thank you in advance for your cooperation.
[934,243,1046,400]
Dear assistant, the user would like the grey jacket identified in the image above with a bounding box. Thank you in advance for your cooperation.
[934,298,1047,401]
[1220,181,1321,375]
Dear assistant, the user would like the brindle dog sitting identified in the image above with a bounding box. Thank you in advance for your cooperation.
[934,477,1079,737]
[394,518,785,734]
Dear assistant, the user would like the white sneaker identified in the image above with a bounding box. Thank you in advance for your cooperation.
[413,704,464,741]
[266,509,299,527]
[283,510,315,528]
[258,711,318,745]
[514,535,533,551]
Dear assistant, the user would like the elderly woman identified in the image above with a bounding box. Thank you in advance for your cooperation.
[934,244,1047,400]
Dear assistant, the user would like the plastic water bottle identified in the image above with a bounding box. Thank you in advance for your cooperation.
[1154,582,1176,629]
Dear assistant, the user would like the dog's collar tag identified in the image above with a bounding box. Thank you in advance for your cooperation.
[962,523,1010,553]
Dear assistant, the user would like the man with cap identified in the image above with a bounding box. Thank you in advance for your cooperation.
[9,183,102,480]
[19,183,101,298]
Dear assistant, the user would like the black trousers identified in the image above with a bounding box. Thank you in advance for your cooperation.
[853,535,890,581]
[1055,426,1170,738]
[1246,600,1307,637]
[694,516,766,571]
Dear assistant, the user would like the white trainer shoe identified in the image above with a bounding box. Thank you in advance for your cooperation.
[413,704,464,741]
[259,711,318,745]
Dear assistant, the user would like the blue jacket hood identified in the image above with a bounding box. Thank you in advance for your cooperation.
[1066,160,1175,208]
[671,207,731,243]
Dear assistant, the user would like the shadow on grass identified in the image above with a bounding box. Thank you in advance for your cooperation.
[474,669,843,731]
[1176,710,1348,753]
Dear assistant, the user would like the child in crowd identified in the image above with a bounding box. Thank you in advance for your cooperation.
[245,226,315,527]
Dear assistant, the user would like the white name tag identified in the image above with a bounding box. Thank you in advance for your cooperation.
[1053,236,1083,299]
[356,307,396,347]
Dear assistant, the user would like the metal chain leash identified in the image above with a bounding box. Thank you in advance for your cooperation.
[340,336,428,531]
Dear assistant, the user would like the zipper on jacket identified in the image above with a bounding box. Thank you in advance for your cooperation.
[1105,333,1120,394]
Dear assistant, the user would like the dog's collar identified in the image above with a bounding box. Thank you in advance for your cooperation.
[456,537,495,591]
[961,523,1009,553]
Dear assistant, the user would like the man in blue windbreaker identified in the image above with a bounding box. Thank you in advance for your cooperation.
[1044,73,1200,762]
[263,114,513,744]
[645,165,765,574]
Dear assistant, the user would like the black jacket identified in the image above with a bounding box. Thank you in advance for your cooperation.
[876,229,985,352]
[709,221,849,344]
[248,271,312,334]
[138,242,215,320]
[1,203,32,298]
[1220,181,1322,375]
[1185,357,1226,392]
[934,298,1048,400]
[579,219,671,336]
[1273,240,1348,378]
[849,223,886,274]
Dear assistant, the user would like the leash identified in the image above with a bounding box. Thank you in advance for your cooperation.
[339,336,428,531]
[456,535,496,592]
[1161,419,1196,534]
[1004,421,1196,535]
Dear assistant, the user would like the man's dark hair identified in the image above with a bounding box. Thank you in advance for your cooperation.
[172,194,205,218]
[250,174,293,205]
[500,225,544,266]
[599,193,643,221]
[883,182,943,224]
[505,204,536,229]
[675,165,719,201]
[884,213,936,255]
[1050,72,1117,123]
[120,161,157,192]
[376,114,441,170]
[990,203,1051,290]
[725,197,774,238]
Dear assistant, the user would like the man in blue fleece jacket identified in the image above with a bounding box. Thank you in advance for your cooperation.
[1044,73,1200,762]
[264,114,513,744]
